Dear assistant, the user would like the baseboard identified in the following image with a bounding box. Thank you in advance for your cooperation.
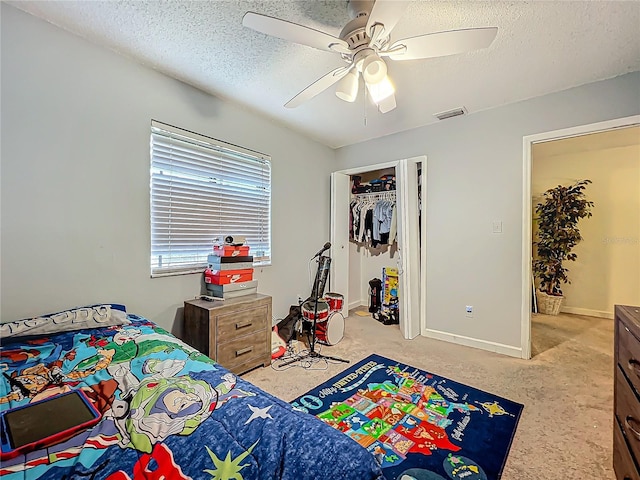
[423,328,523,358]
[349,300,364,310]
[559,306,614,319]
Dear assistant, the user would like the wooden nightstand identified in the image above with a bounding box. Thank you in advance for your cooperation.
[183,294,272,375]
[614,304,640,480]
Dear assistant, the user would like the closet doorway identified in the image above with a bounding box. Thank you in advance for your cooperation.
[330,156,426,340]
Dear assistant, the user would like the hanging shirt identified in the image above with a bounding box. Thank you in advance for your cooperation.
[359,203,371,243]
[372,200,384,243]
[388,203,397,244]
[350,200,360,240]
[372,200,395,245]
[363,208,374,244]
[379,201,394,235]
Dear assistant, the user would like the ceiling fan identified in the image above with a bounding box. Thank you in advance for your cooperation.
[242,0,498,114]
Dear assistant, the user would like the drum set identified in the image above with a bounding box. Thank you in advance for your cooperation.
[280,243,349,367]
[301,292,344,346]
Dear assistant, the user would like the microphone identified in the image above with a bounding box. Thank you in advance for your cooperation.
[311,242,331,259]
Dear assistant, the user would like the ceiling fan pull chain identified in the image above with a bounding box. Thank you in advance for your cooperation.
[363,79,368,127]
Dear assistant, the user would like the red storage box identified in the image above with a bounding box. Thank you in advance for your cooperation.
[204,268,254,285]
[212,245,250,257]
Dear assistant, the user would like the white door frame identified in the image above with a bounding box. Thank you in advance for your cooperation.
[331,156,426,340]
[419,158,428,337]
[520,114,640,359]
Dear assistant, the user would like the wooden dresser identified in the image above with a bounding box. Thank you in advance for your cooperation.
[614,304,640,480]
[183,294,272,375]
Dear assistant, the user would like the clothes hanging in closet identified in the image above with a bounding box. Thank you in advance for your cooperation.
[349,195,396,247]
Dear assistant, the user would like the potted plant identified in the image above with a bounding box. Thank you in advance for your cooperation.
[533,179,594,315]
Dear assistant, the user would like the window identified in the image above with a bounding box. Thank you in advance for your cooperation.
[150,121,271,277]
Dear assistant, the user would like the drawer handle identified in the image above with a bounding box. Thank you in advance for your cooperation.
[236,346,253,357]
[625,415,640,441]
[628,359,640,378]
[235,321,253,330]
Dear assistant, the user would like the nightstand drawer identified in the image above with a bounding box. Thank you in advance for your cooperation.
[617,366,640,466]
[616,322,640,392]
[216,329,269,369]
[615,417,640,480]
[217,305,268,343]
[619,322,640,396]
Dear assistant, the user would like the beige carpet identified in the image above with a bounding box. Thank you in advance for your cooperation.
[243,309,614,480]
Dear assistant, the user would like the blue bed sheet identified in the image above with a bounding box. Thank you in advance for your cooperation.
[0,313,385,480]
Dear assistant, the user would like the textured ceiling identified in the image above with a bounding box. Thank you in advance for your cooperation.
[10,1,640,148]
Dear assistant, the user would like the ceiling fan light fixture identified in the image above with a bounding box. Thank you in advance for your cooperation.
[377,94,397,114]
[335,69,359,103]
[362,53,387,84]
[366,75,395,104]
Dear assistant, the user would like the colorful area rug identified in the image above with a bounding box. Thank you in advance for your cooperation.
[290,354,523,480]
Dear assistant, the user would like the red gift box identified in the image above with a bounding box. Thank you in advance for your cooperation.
[204,268,254,285]
[212,245,250,257]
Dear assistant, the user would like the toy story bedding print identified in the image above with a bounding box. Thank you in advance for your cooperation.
[0,308,384,480]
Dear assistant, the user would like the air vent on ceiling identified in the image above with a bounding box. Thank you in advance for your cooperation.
[433,107,467,121]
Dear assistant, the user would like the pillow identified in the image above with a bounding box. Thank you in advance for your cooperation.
[1,304,130,339]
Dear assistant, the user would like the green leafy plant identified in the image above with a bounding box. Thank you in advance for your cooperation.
[533,179,594,296]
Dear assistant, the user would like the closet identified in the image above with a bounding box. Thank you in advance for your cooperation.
[330,156,425,340]
[348,167,400,327]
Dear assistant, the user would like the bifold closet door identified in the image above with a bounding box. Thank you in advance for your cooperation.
[329,172,350,317]
[396,157,423,340]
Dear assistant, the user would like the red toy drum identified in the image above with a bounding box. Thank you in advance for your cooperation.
[315,312,345,346]
[302,300,330,322]
[323,292,344,312]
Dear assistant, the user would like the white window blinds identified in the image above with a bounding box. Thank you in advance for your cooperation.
[150,121,271,277]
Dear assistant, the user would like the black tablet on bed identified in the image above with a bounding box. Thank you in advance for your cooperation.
[1,389,101,460]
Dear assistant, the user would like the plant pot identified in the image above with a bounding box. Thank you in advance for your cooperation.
[536,290,564,315]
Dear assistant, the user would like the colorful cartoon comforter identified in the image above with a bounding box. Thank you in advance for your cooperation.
[0,311,385,480]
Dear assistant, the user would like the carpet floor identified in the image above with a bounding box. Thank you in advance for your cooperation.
[243,309,614,480]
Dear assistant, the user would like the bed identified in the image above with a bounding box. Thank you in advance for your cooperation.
[0,304,385,480]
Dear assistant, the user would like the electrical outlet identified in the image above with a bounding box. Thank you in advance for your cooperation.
[465,305,473,318]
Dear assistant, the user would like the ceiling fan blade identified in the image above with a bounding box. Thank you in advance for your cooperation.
[243,12,350,54]
[285,66,352,108]
[387,27,498,61]
[366,1,410,39]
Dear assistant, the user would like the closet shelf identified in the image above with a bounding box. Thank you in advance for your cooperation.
[351,190,396,200]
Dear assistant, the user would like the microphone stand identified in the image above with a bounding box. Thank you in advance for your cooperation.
[279,253,349,367]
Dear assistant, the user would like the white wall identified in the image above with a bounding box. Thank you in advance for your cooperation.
[348,242,400,307]
[335,72,640,351]
[348,243,362,307]
[532,141,640,317]
[0,4,336,335]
